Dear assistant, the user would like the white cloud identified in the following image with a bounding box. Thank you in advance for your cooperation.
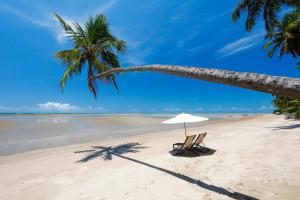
[186,45,207,56]
[0,3,52,28]
[122,44,154,66]
[0,106,9,110]
[56,0,118,43]
[0,105,33,112]
[38,102,78,111]
[123,56,145,66]
[216,32,265,58]
[170,1,192,22]
[0,1,118,44]
[96,106,107,112]
[0,2,65,43]
[116,30,158,66]
[83,106,106,112]
[0,103,108,113]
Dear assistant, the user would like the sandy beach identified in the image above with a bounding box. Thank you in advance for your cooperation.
[0,114,299,200]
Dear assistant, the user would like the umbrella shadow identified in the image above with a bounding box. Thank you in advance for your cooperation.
[75,142,257,200]
[169,147,216,157]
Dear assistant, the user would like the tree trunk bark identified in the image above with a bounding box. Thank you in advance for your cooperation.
[93,65,300,100]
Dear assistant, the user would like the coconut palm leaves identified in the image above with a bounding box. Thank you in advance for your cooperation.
[263,10,300,58]
[273,96,300,119]
[232,0,299,32]
[54,13,126,97]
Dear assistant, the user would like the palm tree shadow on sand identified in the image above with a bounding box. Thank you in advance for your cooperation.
[75,142,258,200]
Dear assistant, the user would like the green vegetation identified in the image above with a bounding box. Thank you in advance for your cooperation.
[264,10,300,58]
[233,1,299,62]
[233,1,300,119]
[54,13,126,97]
[232,0,299,32]
[273,97,300,119]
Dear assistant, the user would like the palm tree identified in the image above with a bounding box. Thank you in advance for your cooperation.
[55,13,300,100]
[263,10,300,58]
[273,96,293,114]
[54,13,126,97]
[286,99,300,118]
[273,96,300,119]
[93,65,300,100]
[232,0,299,32]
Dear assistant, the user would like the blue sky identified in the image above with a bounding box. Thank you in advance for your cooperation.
[0,0,298,113]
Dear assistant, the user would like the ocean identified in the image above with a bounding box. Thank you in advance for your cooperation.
[0,113,254,155]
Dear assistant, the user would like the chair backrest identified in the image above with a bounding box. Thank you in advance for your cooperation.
[181,135,196,150]
[194,133,207,146]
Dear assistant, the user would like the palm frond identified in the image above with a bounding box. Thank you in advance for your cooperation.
[60,64,79,91]
[54,13,76,36]
[263,9,300,59]
[111,74,119,92]
[268,42,282,57]
[263,0,281,32]
[91,57,110,73]
[54,12,125,97]
[85,14,109,43]
[111,39,126,53]
[232,0,251,22]
[101,50,121,68]
[245,0,265,31]
[232,0,299,32]
[55,49,80,66]
[263,40,274,49]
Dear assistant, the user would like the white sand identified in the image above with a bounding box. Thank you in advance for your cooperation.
[0,114,299,200]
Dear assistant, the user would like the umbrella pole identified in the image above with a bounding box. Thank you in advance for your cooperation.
[184,122,187,137]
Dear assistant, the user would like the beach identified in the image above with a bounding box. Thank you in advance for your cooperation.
[0,114,299,199]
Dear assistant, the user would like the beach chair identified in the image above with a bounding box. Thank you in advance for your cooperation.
[192,133,209,153]
[172,135,196,155]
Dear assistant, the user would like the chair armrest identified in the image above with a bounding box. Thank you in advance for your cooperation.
[173,143,183,149]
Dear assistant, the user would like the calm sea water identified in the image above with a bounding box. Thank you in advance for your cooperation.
[0,113,253,155]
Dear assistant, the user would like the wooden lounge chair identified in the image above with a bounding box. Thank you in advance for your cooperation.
[172,135,196,155]
[192,133,209,153]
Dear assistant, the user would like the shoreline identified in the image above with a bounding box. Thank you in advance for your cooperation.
[1,114,299,199]
[0,113,258,156]
[0,114,258,157]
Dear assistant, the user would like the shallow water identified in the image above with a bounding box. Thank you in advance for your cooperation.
[0,113,255,155]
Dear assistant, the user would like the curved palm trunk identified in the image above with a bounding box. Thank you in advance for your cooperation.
[93,65,300,100]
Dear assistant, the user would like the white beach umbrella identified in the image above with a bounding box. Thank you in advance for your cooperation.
[162,113,209,137]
